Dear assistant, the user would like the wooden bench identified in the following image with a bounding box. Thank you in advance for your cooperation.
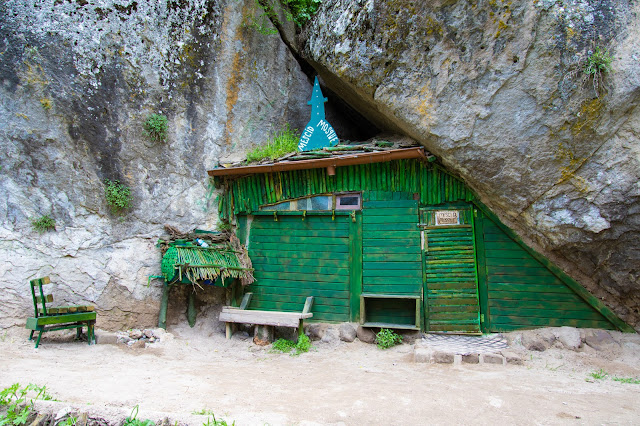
[25,276,97,348]
[219,293,313,339]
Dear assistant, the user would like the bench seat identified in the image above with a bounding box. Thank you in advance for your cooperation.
[219,293,313,339]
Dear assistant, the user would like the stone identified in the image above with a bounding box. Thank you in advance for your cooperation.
[321,327,339,344]
[0,0,320,333]
[94,330,118,345]
[433,350,454,364]
[143,329,154,338]
[306,324,328,341]
[554,327,582,351]
[462,353,480,364]
[128,329,143,340]
[399,331,420,345]
[481,353,505,365]
[356,326,376,344]
[500,350,524,366]
[339,323,357,342]
[151,328,167,339]
[232,331,251,341]
[584,329,620,351]
[131,339,146,349]
[413,347,434,363]
[522,330,555,352]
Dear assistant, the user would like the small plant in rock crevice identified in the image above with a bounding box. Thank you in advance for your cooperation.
[31,214,56,233]
[583,46,612,98]
[375,328,403,349]
[283,0,322,26]
[143,113,168,142]
[104,179,132,214]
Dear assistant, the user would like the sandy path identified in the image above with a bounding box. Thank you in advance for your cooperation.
[1,326,639,425]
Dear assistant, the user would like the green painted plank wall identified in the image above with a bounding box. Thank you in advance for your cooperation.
[362,194,422,296]
[217,160,474,221]
[478,211,615,331]
[246,215,351,322]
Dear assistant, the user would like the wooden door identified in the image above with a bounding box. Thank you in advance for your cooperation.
[422,207,481,334]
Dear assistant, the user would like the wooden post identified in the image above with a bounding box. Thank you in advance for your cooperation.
[158,281,171,330]
[253,325,274,345]
[187,291,197,328]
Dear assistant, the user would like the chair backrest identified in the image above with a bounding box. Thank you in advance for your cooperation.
[29,276,52,317]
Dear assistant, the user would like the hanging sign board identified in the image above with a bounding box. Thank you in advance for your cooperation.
[435,210,460,226]
[298,76,339,151]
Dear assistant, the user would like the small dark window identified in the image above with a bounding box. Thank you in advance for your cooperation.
[336,194,361,210]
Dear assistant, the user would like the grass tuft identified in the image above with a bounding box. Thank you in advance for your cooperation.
[31,215,56,233]
[246,124,299,163]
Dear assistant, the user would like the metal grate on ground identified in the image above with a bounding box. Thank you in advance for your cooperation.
[420,334,508,355]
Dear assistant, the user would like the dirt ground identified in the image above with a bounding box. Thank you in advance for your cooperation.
[2,322,640,426]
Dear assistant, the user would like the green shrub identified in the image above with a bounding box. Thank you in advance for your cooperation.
[246,124,299,163]
[583,47,612,97]
[375,328,403,349]
[0,383,54,426]
[284,0,322,26]
[104,179,132,214]
[31,215,56,233]
[271,334,311,356]
[143,113,168,142]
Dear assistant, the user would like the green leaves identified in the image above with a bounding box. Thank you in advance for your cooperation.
[143,113,168,142]
[104,179,132,214]
[0,384,54,426]
[246,124,299,163]
[583,46,612,98]
[583,47,612,76]
[31,215,56,233]
[284,0,322,26]
[271,334,311,355]
[375,328,403,349]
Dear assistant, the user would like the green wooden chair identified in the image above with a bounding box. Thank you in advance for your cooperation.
[25,276,97,348]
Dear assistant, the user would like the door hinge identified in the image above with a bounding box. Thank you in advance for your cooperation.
[480,314,485,323]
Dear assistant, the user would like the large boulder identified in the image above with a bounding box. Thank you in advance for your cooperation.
[0,0,314,330]
[281,0,640,329]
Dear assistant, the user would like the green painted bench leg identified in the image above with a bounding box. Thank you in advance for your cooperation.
[225,322,232,340]
[29,330,35,341]
[76,327,82,339]
[88,322,95,345]
[35,331,43,349]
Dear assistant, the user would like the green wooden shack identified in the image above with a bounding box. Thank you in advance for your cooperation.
[209,142,633,334]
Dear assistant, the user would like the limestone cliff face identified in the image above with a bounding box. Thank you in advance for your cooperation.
[284,0,640,328]
[2,0,639,331]
[0,0,312,330]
